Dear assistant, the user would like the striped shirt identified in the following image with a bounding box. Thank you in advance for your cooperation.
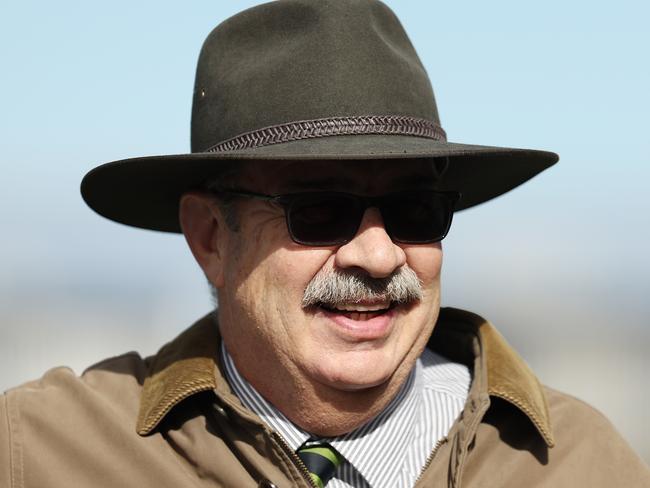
[222,344,470,488]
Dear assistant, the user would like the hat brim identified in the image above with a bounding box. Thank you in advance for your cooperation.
[81,135,558,232]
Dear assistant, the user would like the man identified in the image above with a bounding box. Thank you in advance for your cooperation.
[1,1,648,487]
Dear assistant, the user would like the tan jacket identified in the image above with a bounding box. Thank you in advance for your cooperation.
[1,308,648,487]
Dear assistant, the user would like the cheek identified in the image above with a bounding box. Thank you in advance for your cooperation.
[403,244,443,286]
[232,248,337,362]
[230,244,336,317]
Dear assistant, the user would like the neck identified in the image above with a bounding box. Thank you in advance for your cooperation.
[283,380,406,437]
[223,342,417,437]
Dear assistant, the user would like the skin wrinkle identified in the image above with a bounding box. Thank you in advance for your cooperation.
[181,159,444,436]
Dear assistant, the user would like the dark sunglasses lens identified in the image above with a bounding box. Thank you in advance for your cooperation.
[287,194,361,245]
[382,192,455,243]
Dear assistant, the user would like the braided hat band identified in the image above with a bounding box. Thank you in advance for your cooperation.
[206,115,447,153]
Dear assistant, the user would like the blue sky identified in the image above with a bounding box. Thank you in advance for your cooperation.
[1,0,649,458]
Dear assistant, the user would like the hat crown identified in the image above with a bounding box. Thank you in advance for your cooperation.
[191,0,440,152]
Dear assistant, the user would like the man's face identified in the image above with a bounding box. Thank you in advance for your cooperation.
[215,160,444,395]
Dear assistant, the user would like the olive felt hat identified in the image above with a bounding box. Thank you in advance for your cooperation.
[81,0,558,233]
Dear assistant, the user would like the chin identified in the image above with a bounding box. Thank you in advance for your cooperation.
[314,355,398,392]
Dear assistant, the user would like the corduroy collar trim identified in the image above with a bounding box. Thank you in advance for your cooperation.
[136,307,554,447]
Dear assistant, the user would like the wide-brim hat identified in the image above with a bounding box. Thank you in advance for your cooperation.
[81,0,558,233]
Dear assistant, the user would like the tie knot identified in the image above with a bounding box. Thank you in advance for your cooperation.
[296,440,343,488]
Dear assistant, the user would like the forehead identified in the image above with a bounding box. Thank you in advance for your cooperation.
[239,159,441,193]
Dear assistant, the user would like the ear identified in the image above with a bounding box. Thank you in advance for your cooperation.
[179,192,227,288]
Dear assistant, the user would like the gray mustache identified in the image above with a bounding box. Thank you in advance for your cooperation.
[302,267,423,308]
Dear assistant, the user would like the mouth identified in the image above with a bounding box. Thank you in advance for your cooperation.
[313,301,398,341]
[318,301,395,321]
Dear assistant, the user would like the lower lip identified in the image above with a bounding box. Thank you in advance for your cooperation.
[317,306,397,341]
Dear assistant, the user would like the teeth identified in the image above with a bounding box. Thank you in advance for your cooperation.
[318,302,393,320]
[348,311,382,321]
[333,303,390,312]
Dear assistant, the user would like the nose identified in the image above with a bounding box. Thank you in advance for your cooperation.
[334,207,407,278]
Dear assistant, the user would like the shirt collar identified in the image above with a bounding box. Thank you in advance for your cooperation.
[136,307,554,448]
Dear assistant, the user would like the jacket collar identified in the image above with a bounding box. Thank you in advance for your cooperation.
[136,307,554,447]
[429,308,555,447]
[136,312,223,435]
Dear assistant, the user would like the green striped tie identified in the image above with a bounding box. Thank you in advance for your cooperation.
[296,440,343,488]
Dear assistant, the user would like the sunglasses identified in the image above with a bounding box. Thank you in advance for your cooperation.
[215,189,461,246]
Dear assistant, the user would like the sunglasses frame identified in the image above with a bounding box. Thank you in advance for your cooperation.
[213,188,461,246]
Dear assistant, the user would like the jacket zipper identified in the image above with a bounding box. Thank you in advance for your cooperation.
[414,437,447,486]
[272,432,319,488]
[209,403,317,487]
